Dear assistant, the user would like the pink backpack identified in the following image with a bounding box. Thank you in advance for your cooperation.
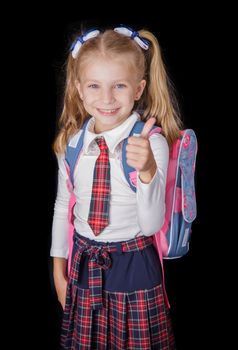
[64,120,198,277]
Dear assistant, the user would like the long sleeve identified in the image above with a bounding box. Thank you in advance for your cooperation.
[136,133,169,236]
[50,155,71,258]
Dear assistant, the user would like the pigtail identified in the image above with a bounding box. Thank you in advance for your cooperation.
[139,30,182,146]
[53,54,87,154]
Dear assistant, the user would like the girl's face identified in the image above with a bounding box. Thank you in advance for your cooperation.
[76,55,146,133]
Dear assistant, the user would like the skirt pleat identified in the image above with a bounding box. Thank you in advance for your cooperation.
[61,284,175,349]
[108,291,127,349]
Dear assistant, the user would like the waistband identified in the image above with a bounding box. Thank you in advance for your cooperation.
[69,232,154,310]
[74,231,154,253]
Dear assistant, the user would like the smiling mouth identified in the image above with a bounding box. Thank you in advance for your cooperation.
[97,108,120,116]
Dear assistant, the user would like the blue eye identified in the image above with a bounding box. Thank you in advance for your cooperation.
[88,84,99,89]
[115,84,126,89]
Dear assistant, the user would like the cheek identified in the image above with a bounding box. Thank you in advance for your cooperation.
[118,90,134,102]
[83,95,95,104]
[82,94,100,108]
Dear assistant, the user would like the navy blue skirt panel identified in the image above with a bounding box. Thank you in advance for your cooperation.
[71,232,162,292]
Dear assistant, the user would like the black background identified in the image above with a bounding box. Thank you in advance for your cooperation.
[7,6,228,350]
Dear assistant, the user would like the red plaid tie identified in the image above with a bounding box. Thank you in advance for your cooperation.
[87,137,111,236]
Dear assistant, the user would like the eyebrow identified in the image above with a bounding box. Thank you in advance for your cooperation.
[83,79,129,83]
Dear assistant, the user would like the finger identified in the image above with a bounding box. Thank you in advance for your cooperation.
[126,159,139,170]
[128,137,148,146]
[140,117,156,139]
[127,152,143,161]
[126,143,147,153]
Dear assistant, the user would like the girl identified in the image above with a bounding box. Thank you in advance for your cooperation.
[51,25,181,349]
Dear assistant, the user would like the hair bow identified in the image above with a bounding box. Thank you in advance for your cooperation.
[70,29,100,59]
[114,26,149,50]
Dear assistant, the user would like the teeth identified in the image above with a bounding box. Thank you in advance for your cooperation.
[100,109,117,113]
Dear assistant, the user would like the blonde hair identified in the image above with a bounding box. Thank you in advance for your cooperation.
[53,28,182,154]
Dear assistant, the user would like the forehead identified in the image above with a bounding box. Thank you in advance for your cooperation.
[79,54,138,80]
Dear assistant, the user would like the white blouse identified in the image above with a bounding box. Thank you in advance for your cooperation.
[50,112,169,258]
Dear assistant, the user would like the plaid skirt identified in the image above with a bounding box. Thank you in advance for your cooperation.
[61,232,176,349]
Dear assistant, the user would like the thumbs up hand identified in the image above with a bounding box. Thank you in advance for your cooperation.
[126,118,157,183]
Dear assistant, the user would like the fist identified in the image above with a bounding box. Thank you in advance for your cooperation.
[126,118,157,181]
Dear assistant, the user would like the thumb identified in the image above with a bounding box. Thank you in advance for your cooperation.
[140,118,156,139]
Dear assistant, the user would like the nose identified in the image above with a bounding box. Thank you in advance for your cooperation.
[100,88,115,105]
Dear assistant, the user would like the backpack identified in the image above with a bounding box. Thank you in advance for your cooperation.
[64,118,198,274]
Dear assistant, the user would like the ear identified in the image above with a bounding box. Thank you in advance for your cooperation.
[75,80,83,100]
[135,79,146,101]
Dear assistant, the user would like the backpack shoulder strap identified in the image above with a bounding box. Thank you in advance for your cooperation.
[65,119,90,186]
[122,120,161,192]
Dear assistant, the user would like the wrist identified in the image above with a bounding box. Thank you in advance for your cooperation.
[139,162,157,184]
